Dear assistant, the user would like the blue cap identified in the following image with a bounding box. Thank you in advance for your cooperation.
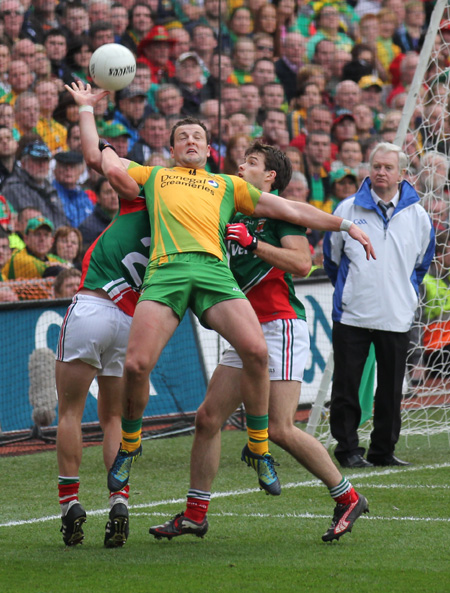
[22,141,52,160]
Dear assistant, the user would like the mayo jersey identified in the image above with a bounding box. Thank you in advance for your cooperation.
[127,164,262,263]
[229,214,307,323]
[80,196,151,317]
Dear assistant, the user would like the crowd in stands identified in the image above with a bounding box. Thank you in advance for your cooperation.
[0,0,448,323]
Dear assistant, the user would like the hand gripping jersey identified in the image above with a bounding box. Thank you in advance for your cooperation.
[229,213,307,323]
[80,196,151,317]
[127,164,262,263]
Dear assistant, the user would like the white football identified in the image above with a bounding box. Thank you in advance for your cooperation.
[89,43,136,91]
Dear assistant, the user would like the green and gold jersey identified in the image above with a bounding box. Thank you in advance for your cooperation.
[127,164,262,263]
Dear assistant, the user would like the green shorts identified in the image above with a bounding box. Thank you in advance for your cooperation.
[139,253,247,326]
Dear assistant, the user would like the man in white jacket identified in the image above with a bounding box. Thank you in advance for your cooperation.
[323,142,435,468]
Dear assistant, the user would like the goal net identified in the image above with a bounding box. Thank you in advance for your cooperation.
[309,0,450,448]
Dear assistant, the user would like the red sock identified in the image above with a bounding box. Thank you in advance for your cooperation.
[335,486,358,505]
[58,481,79,507]
[185,497,209,522]
[109,484,130,500]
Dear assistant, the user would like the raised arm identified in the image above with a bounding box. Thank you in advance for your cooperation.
[64,81,108,174]
[254,192,376,261]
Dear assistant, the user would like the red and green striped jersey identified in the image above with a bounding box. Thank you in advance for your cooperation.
[80,196,150,317]
[229,214,307,323]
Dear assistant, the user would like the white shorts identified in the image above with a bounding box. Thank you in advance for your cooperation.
[56,294,132,377]
[220,318,310,382]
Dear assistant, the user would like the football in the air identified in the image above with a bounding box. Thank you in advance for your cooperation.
[89,43,136,91]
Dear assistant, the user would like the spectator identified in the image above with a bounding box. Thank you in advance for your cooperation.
[302,130,332,212]
[327,167,359,212]
[199,98,227,171]
[88,0,112,24]
[52,150,94,228]
[284,145,302,172]
[227,6,253,48]
[51,225,83,270]
[110,2,129,42]
[168,27,191,64]
[127,114,170,163]
[251,57,276,91]
[0,44,11,97]
[2,141,68,227]
[290,103,334,154]
[2,215,62,279]
[310,39,335,78]
[287,82,322,140]
[323,142,435,468]
[64,36,92,86]
[306,4,354,63]
[222,132,251,175]
[13,91,40,139]
[200,52,233,101]
[253,32,274,61]
[392,0,425,53]
[0,59,33,105]
[44,28,71,84]
[220,83,242,118]
[11,39,38,73]
[173,52,203,115]
[331,113,358,146]
[259,108,289,150]
[8,205,42,250]
[282,170,309,203]
[353,102,377,140]
[59,1,90,41]
[253,3,277,36]
[155,83,184,117]
[334,138,364,171]
[79,176,118,251]
[78,177,119,251]
[228,112,251,137]
[35,80,69,154]
[2,0,27,46]
[275,32,307,104]
[260,82,285,114]
[334,80,361,116]
[240,83,262,138]
[111,87,147,150]
[200,0,231,53]
[376,8,402,74]
[137,25,176,84]
[0,124,18,186]
[88,20,115,51]
[120,3,152,53]
[229,37,255,85]
[341,43,376,84]
[191,24,217,72]
[53,267,82,298]
[0,223,12,271]
[358,75,384,117]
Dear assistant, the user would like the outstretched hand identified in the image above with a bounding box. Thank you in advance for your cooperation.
[348,224,376,261]
[64,80,109,107]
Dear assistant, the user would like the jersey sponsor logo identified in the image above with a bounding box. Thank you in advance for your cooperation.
[160,173,216,195]
[353,219,367,225]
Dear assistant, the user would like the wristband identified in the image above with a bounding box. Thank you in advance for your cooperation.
[98,139,117,153]
[340,219,353,232]
[247,235,258,252]
[78,105,94,114]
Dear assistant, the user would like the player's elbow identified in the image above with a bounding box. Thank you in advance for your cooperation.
[294,259,312,278]
[105,164,138,200]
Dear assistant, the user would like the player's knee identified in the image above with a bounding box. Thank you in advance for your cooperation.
[241,340,268,371]
[195,403,222,435]
[124,354,150,382]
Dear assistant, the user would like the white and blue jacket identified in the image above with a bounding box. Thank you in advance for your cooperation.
[323,178,435,332]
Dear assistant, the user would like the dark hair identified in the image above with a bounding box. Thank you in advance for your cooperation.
[88,20,114,40]
[51,226,83,261]
[53,267,82,297]
[169,117,210,147]
[0,224,9,239]
[245,141,292,193]
[44,28,67,42]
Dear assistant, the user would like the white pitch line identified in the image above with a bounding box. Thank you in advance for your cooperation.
[2,462,449,528]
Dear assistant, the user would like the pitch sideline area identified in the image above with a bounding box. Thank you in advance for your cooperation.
[2,462,449,529]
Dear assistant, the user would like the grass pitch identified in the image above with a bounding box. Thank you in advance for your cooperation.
[1,428,449,593]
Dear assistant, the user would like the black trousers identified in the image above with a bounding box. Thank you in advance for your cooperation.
[330,322,409,463]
